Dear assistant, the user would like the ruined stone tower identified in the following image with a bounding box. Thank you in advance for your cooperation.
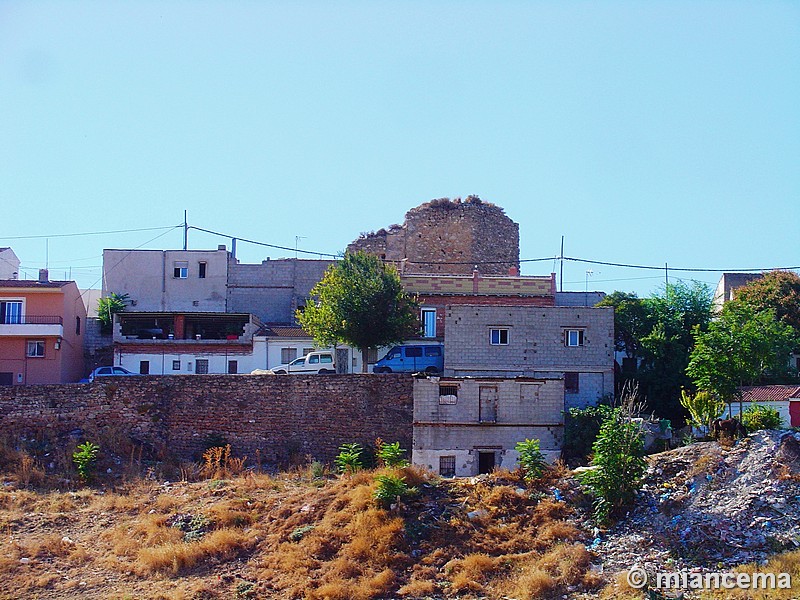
[347,196,520,275]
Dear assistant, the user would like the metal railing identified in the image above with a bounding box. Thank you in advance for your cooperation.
[1,315,64,325]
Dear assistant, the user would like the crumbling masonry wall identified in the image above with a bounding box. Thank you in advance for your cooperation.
[348,197,520,275]
[0,375,413,464]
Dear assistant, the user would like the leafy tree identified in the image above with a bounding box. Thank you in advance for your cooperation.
[596,291,653,359]
[687,303,798,409]
[600,282,712,422]
[733,270,800,333]
[97,292,130,333]
[298,251,419,371]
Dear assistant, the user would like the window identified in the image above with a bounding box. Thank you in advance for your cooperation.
[198,262,207,278]
[26,340,45,357]
[281,347,298,364]
[564,372,579,394]
[75,317,81,335]
[320,354,333,364]
[439,384,458,405]
[173,261,188,278]
[172,360,181,371]
[309,354,320,364]
[302,347,315,357]
[564,329,585,347]
[195,359,209,374]
[490,328,509,345]
[139,361,150,375]
[421,308,437,338]
[424,346,442,357]
[406,346,423,358]
[439,455,456,477]
[0,301,22,324]
[228,360,238,374]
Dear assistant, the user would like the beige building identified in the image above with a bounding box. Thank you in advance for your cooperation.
[102,247,230,313]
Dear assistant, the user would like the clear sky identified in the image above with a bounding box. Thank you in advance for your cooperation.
[1,1,798,297]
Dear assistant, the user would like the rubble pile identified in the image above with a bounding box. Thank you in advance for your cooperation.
[594,430,800,573]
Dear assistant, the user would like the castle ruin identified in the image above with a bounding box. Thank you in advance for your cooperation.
[347,196,520,275]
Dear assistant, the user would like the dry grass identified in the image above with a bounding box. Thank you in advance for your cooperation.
[0,457,605,599]
[136,528,252,575]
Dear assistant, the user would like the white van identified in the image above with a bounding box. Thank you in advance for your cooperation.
[268,351,336,374]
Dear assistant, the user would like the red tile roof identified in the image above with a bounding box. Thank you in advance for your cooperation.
[738,385,800,402]
[259,325,311,338]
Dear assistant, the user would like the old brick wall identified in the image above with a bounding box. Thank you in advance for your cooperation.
[348,197,520,275]
[0,375,413,464]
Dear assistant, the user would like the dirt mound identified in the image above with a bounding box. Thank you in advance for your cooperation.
[594,430,800,575]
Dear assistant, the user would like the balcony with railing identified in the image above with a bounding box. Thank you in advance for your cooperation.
[0,315,64,337]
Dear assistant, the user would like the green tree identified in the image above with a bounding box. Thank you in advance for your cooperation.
[679,389,726,435]
[687,303,798,411]
[298,251,419,372]
[733,270,800,333]
[96,292,129,333]
[599,282,712,422]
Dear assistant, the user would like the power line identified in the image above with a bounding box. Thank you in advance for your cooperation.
[0,225,182,241]
[188,226,340,258]
[561,255,799,273]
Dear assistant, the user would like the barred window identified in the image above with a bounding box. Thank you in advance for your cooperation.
[439,456,456,477]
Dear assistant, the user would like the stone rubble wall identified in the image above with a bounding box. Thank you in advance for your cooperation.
[348,197,520,275]
[0,374,413,464]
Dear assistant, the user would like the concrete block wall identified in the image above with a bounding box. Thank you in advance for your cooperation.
[227,259,333,323]
[412,377,564,476]
[0,374,413,465]
[444,305,615,407]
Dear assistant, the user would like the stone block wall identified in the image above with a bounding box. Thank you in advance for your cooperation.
[348,197,520,275]
[0,374,413,465]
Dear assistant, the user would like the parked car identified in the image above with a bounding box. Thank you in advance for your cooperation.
[268,351,336,374]
[87,366,137,382]
[373,344,443,374]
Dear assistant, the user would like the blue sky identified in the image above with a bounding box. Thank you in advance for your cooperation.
[1,1,798,296]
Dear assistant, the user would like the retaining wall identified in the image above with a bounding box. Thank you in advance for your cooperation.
[0,374,413,464]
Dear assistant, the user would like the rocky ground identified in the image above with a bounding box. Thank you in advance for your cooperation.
[587,430,800,580]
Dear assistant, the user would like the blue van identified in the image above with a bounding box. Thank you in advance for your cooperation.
[373,344,444,374]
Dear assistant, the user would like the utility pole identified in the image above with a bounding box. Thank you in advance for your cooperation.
[183,210,188,251]
[560,236,564,293]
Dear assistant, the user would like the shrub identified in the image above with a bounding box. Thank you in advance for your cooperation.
[515,438,546,482]
[741,404,783,431]
[334,443,364,475]
[376,440,409,468]
[201,444,247,479]
[72,441,100,482]
[562,404,614,462]
[576,408,646,524]
[679,388,726,434]
[373,474,417,508]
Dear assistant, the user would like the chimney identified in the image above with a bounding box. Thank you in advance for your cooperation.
[38,269,49,283]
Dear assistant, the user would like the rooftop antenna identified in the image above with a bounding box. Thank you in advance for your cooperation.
[295,236,306,259]
[560,235,564,293]
[183,210,188,250]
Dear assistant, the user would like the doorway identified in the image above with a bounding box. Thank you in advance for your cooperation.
[478,451,496,475]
